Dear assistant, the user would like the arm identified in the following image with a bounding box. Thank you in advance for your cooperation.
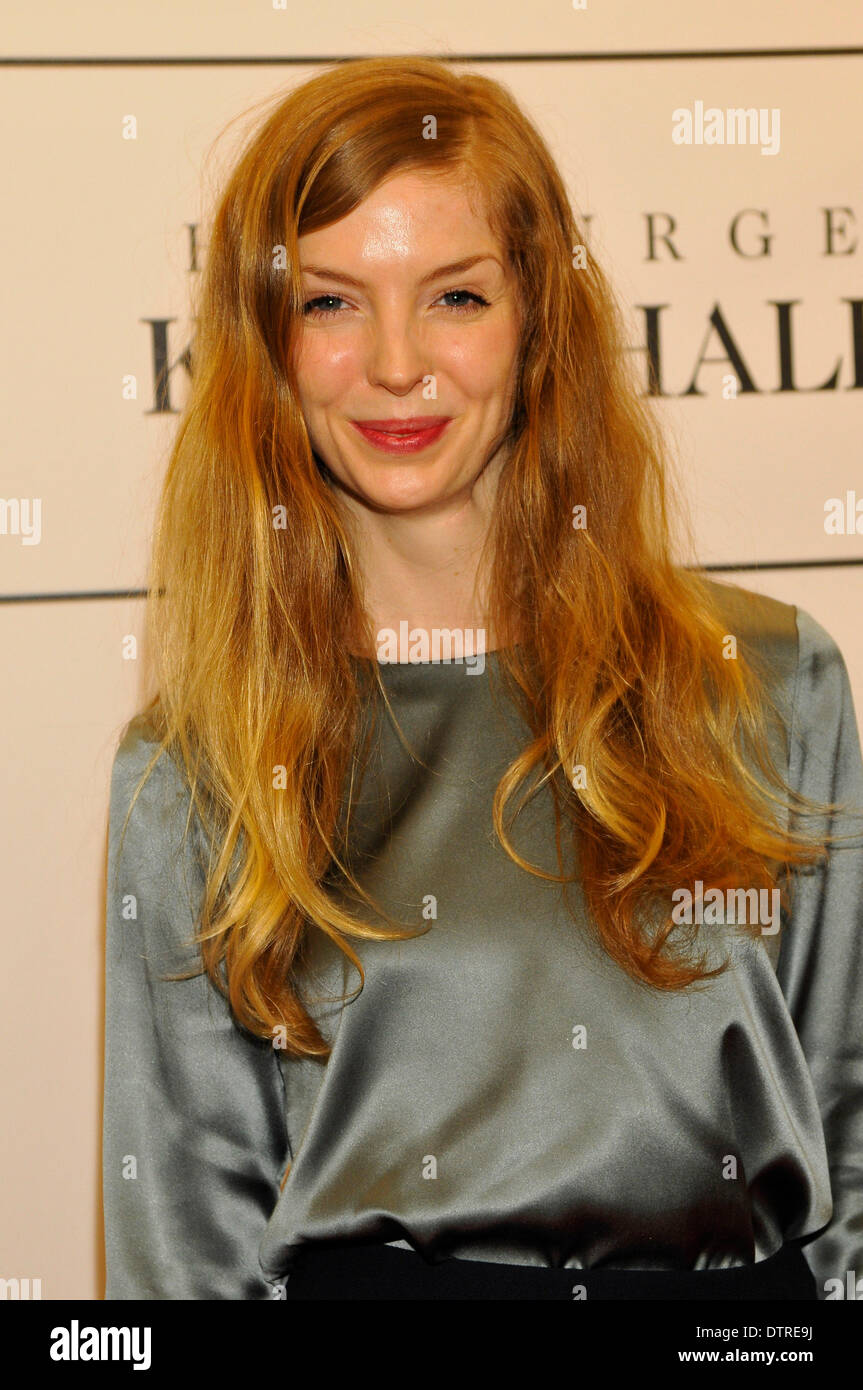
[776,607,863,1299]
[102,716,289,1299]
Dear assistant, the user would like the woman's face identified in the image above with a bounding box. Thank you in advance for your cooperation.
[292,169,522,517]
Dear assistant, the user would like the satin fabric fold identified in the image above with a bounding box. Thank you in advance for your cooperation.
[103,581,863,1299]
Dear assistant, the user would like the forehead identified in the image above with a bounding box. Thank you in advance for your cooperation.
[298,169,498,264]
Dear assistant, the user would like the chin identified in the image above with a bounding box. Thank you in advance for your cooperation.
[339,466,455,511]
[362,488,445,514]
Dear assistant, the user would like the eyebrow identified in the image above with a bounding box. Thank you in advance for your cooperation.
[299,254,503,289]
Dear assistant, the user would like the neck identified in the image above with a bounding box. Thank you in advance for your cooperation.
[337,447,508,660]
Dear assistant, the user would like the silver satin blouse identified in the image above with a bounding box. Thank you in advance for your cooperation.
[102,581,863,1299]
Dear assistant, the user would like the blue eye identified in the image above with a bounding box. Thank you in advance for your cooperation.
[303,295,346,317]
[438,291,490,314]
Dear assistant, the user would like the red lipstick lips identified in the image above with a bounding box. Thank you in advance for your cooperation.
[350,416,451,455]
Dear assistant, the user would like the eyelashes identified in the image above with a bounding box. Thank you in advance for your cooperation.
[302,290,491,319]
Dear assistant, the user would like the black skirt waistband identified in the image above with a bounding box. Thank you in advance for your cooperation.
[283,1238,818,1300]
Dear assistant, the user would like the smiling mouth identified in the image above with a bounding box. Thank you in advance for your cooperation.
[349,418,452,453]
[351,417,451,433]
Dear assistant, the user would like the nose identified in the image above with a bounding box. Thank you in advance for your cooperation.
[365,306,428,395]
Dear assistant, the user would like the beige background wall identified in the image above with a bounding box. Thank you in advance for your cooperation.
[2,1,861,1299]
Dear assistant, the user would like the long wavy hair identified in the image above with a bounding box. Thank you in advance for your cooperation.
[117,54,857,1061]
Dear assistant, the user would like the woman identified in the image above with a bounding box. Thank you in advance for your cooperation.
[103,55,863,1300]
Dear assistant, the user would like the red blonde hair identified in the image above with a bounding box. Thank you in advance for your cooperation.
[118,55,851,1059]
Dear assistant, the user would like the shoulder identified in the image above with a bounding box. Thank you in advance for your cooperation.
[696,578,860,794]
[695,575,800,719]
[106,712,212,972]
[698,577,850,715]
[789,604,852,696]
[698,574,851,680]
[108,709,204,871]
[782,606,861,789]
[110,709,189,806]
[697,575,798,662]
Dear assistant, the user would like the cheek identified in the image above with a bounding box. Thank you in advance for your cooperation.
[440,323,521,397]
[295,336,361,405]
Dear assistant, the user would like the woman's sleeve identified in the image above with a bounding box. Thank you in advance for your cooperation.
[102,717,290,1300]
[775,606,863,1298]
